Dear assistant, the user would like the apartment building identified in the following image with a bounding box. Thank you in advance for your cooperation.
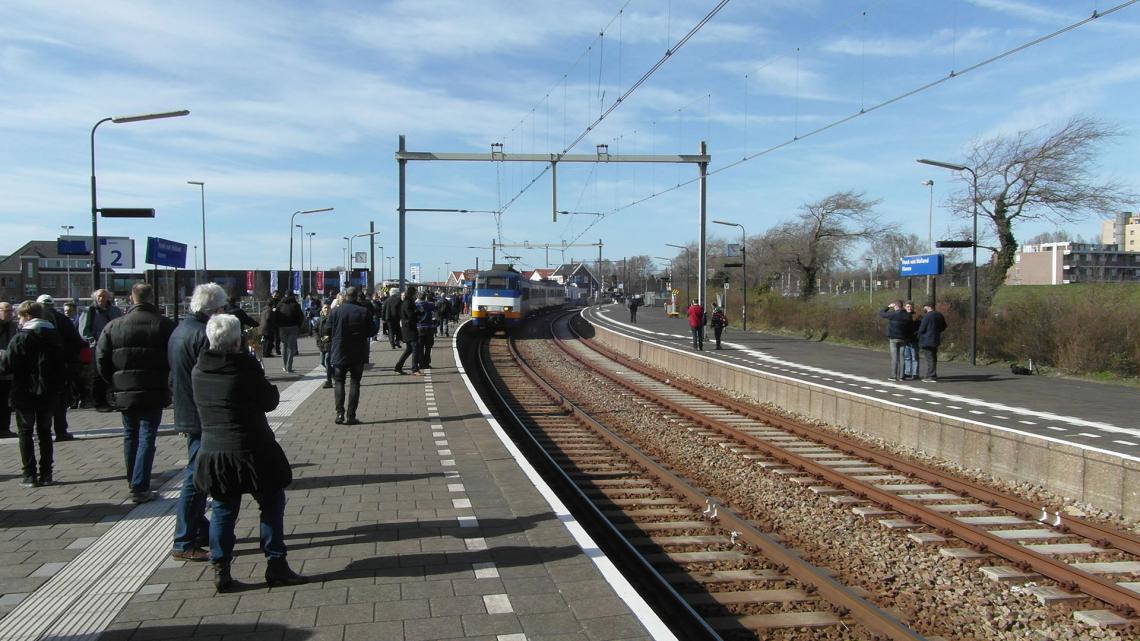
[1100,211,1140,252]
[1007,240,1140,285]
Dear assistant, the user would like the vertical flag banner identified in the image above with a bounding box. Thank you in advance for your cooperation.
[269,271,279,294]
[410,262,421,283]
[291,271,301,294]
[316,271,325,294]
[245,270,254,294]
[339,271,347,290]
[357,270,367,287]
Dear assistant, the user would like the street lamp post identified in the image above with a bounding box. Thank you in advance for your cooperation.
[296,224,305,296]
[665,243,691,305]
[187,180,207,282]
[918,158,978,366]
[307,232,317,293]
[91,110,189,291]
[289,207,333,293]
[348,231,382,289]
[866,258,874,306]
[377,245,385,283]
[60,225,74,300]
[922,179,934,297]
[713,220,747,331]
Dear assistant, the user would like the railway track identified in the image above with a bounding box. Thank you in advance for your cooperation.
[468,312,928,641]
[552,311,1140,630]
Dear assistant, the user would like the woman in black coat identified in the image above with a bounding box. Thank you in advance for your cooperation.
[192,314,306,592]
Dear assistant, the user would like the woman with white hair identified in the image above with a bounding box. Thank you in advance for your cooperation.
[191,314,306,592]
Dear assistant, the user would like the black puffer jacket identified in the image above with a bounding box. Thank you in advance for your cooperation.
[168,312,210,435]
[0,319,17,382]
[0,318,64,408]
[192,349,290,497]
[96,303,176,410]
[275,297,304,328]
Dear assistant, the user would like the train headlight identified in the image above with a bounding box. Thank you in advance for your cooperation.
[502,306,512,312]
[477,305,487,311]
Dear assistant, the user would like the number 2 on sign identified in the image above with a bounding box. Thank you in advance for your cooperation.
[110,250,123,267]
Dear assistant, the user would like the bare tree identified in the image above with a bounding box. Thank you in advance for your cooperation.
[864,232,925,272]
[764,191,885,298]
[949,116,1134,303]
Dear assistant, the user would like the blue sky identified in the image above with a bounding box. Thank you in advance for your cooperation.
[2,0,1138,283]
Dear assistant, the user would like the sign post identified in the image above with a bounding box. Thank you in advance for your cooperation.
[145,237,188,322]
[899,253,945,307]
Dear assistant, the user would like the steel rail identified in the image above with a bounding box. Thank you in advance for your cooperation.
[526,312,928,641]
[466,322,721,641]
[558,314,1140,616]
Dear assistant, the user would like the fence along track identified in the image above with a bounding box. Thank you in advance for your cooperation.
[475,312,926,640]
[563,313,1140,619]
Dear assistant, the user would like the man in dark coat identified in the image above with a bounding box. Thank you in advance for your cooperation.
[0,301,17,439]
[275,293,304,373]
[917,302,948,382]
[80,289,123,412]
[260,294,279,357]
[878,300,914,381]
[167,283,227,561]
[327,287,372,425]
[0,301,64,487]
[96,283,176,503]
[394,287,420,375]
[383,288,402,349]
[37,294,83,441]
[223,296,259,330]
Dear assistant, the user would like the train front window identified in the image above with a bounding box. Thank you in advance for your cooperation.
[478,276,518,290]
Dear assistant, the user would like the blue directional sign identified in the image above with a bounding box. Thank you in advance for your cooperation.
[899,253,944,277]
[57,236,92,255]
[145,237,187,269]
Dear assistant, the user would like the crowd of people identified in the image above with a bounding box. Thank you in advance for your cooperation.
[1,281,465,592]
[879,300,948,382]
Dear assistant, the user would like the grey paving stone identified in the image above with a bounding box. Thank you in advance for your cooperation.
[428,595,488,617]
[257,606,318,629]
[235,591,297,613]
[373,598,429,621]
[399,579,456,600]
[346,584,401,603]
[580,615,655,641]
[461,613,524,636]
[316,603,375,626]
[292,586,348,608]
[520,611,584,636]
[510,592,570,615]
[343,620,403,641]
[402,614,464,641]
[177,594,240,617]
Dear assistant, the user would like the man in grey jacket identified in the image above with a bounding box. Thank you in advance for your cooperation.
[167,283,227,560]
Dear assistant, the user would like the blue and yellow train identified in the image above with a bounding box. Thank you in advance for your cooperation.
[470,265,566,331]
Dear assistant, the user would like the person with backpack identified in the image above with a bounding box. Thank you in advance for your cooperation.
[416,292,437,369]
[710,306,727,349]
[436,295,451,337]
[0,301,65,487]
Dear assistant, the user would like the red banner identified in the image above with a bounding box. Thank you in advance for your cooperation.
[316,271,325,294]
[245,270,254,294]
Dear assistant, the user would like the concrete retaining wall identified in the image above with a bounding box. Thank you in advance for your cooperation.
[587,320,1139,520]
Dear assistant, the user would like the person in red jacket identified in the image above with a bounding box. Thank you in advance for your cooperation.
[686,299,705,351]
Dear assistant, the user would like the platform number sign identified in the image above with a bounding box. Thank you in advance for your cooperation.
[98,237,135,269]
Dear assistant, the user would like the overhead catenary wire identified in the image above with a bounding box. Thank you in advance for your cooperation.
[563,0,1140,245]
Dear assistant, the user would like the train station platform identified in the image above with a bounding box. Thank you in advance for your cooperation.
[584,304,1139,519]
[0,328,666,641]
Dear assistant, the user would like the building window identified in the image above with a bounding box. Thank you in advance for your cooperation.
[25,262,35,278]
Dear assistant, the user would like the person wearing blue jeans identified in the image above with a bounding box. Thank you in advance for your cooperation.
[122,408,162,494]
[96,283,175,504]
[193,314,305,592]
[168,283,228,561]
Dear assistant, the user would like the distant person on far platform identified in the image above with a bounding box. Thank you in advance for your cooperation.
[96,283,176,503]
[628,295,642,323]
[878,300,914,382]
[710,306,727,349]
[80,289,123,412]
[917,302,948,382]
[902,301,920,380]
[687,299,705,351]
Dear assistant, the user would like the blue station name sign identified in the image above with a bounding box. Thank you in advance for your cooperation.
[145,237,188,269]
[899,253,944,277]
